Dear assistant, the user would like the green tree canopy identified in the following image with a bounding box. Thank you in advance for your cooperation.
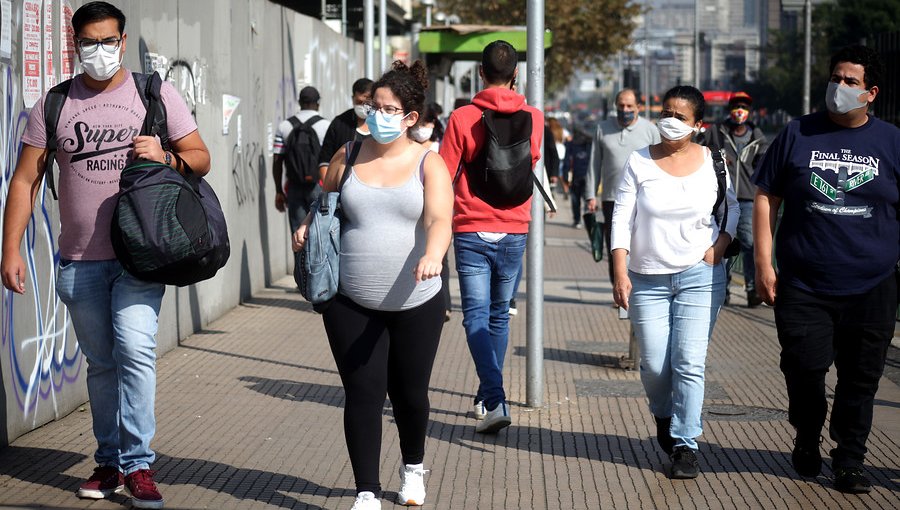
[745,0,899,117]
[434,0,642,94]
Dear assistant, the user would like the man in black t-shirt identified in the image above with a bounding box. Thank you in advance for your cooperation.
[316,78,372,171]
[752,45,900,495]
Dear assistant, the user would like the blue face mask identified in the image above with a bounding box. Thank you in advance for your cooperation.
[616,109,635,126]
[366,110,410,144]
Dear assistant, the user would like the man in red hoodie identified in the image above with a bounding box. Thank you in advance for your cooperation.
[440,40,544,434]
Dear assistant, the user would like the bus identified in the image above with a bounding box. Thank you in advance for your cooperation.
[702,90,733,129]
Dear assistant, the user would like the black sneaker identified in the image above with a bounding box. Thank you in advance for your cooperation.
[670,446,700,479]
[746,290,763,307]
[654,416,674,455]
[792,437,823,477]
[833,467,872,494]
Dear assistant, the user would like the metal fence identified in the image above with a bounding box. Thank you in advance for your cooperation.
[871,32,899,127]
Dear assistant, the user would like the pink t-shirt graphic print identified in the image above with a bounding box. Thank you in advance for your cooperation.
[22,70,197,260]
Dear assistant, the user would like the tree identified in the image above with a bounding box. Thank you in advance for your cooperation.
[434,1,642,94]
[744,0,899,117]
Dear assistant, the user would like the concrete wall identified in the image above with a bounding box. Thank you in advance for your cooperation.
[0,0,372,446]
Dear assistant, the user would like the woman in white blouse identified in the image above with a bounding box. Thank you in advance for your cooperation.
[610,85,739,480]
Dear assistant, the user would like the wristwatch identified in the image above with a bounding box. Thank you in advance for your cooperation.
[164,151,172,166]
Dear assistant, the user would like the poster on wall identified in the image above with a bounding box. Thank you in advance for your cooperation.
[44,0,57,90]
[222,94,240,135]
[23,0,42,108]
[1,0,12,60]
[59,0,75,80]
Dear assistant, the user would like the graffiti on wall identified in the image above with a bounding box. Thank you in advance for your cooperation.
[0,63,82,424]
[143,51,208,120]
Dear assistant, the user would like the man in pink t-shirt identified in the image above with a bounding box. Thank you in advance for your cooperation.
[0,3,209,508]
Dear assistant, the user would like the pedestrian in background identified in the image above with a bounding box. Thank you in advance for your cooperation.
[440,41,544,435]
[592,88,660,287]
[752,44,899,494]
[611,85,738,480]
[1,2,209,508]
[564,126,597,228]
[700,91,767,307]
[294,61,452,510]
[317,77,373,171]
[272,86,330,234]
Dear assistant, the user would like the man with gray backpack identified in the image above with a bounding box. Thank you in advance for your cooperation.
[1,2,209,508]
[272,86,331,234]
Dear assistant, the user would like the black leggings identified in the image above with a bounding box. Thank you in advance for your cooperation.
[323,291,445,495]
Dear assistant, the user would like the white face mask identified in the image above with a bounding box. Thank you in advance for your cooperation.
[825,82,868,115]
[410,126,433,143]
[657,117,698,141]
[80,46,122,81]
[353,104,368,120]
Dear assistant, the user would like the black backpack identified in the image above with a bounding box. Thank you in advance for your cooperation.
[283,115,323,185]
[711,148,741,259]
[44,72,230,286]
[457,109,555,211]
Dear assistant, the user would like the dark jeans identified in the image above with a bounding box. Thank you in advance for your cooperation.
[774,273,896,469]
[322,292,445,495]
[286,182,321,234]
[602,201,615,286]
[570,178,587,225]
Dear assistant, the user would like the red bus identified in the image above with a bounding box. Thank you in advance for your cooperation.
[702,90,732,129]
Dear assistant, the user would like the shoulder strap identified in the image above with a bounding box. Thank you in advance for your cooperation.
[135,72,170,151]
[711,148,728,234]
[43,79,74,200]
[302,115,323,129]
[287,116,302,131]
[339,141,361,191]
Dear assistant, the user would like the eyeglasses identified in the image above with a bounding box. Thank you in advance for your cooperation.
[76,37,122,56]
[363,102,404,116]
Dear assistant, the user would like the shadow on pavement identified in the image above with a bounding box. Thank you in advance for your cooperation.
[512,346,623,368]
[238,376,469,420]
[0,446,350,509]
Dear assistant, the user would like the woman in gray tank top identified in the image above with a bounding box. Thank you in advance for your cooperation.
[293,61,452,510]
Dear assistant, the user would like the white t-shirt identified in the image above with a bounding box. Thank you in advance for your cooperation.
[273,109,330,155]
[610,147,739,274]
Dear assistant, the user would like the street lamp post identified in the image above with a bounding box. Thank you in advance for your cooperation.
[422,0,434,27]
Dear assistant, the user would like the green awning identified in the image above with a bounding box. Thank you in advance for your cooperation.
[418,25,552,62]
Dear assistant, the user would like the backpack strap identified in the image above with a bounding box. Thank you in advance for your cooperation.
[303,115,323,130]
[287,115,302,132]
[711,148,729,235]
[43,79,73,200]
[134,72,171,152]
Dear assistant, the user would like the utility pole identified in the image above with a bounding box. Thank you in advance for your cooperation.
[525,0,545,409]
[380,0,388,72]
[803,0,811,114]
[364,0,374,79]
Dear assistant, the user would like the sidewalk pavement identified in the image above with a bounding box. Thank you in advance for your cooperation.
[1,195,898,509]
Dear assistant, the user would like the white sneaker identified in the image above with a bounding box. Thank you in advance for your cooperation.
[475,402,511,434]
[473,400,487,420]
[351,491,381,510]
[397,464,428,506]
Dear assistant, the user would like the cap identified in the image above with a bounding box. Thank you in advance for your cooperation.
[729,91,752,108]
[299,86,320,104]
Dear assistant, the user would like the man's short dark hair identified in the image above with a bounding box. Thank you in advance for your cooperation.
[72,1,126,36]
[482,40,518,85]
[830,45,884,90]
[352,78,374,96]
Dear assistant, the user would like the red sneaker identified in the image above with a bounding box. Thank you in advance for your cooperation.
[77,465,124,499]
[125,469,165,509]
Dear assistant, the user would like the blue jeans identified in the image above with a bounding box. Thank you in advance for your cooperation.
[628,260,726,450]
[56,260,165,474]
[454,233,527,410]
[736,199,755,292]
